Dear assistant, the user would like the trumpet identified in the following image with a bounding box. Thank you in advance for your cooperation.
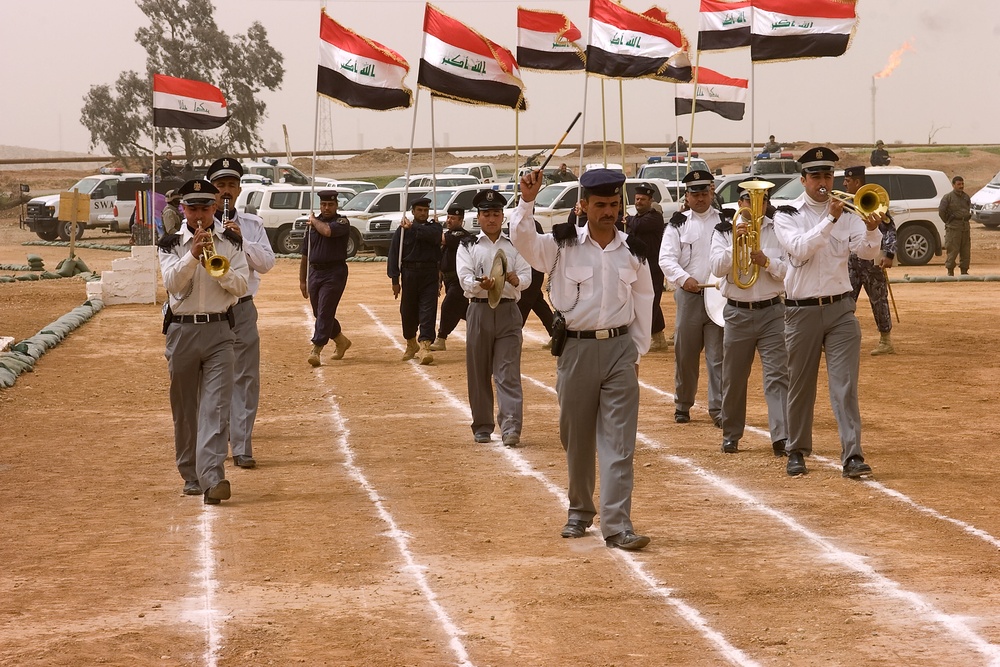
[732,179,774,289]
[820,184,890,217]
[200,200,230,278]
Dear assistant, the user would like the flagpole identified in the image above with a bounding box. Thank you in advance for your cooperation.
[430,94,437,218]
[150,74,158,307]
[401,87,421,273]
[514,110,520,200]
[618,80,626,179]
[578,73,589,178]
[308,92,320,285]
[750,62,757,166]
[686,50,701,175]
[600,79,608,167]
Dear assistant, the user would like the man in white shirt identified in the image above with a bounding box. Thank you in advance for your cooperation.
[710,181,789,456]
[659,170,725,426]
[511,168,654,551]
[456,190,531,446]
[158,179,250,505]
[772,147,884,478]
[208,157,276,470]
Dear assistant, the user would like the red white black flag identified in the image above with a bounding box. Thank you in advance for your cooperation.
[516,8,585,72]
[317,10,412,111]
[751,0,858,63]
[675,67,748,121]
[586,0,690,82]
[152,74,228,130]
[698,0,752,52]
[417,4,526,110]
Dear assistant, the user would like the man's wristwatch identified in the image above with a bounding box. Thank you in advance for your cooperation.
[827,214,839,224]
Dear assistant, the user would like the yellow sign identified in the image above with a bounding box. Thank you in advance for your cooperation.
[59,191,90,222]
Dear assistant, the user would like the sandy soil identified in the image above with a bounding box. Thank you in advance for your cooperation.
[3,150,1000,666]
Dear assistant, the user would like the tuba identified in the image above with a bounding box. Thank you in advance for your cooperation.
[201,200,230,278]
[731,179,774,289]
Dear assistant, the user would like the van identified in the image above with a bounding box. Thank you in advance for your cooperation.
[970,171,1000,228]
[441,162,498,184]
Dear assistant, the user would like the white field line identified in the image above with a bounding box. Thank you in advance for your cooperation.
[195,510,223,667]
[517,329,1000,663]
[525,329,1000,553]
[362,305,761,667]
[303,306,474,667]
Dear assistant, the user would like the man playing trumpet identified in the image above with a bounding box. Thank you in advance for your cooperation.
[710,181,789,457]
[158,179,250,505]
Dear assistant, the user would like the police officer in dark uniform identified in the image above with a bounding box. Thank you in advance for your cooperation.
[626,183,667,350]
[300,190,353,366]
[388,197,442,365]
[158,179,250,505]
[430,205,472,351]
[517,218,556,347]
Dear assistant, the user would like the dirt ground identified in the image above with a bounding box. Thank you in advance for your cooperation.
[3,151,1000,666]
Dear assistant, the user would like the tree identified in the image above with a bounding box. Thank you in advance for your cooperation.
[81,0,284,162]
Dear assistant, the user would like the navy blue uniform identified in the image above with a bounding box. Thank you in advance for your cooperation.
[388,220,443,342]
[517,220,554,335]
[303,214,350,346]
[438,227,472,339]
[626,208,666,335]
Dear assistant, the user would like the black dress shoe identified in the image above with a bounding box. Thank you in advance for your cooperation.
[842,456,873,478]
[721,440,739,454]
[233,455,257,469]
[183,481,201,496]
[674,410,690,423]
[786,451,807,476]
[772,439,788,457]
[204,479,231,505]
[605,530,650,551]
[560,519,591,538]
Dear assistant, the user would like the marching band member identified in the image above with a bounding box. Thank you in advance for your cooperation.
[772,147,883,478]
[158,179,249,505]
[710,181,789,456]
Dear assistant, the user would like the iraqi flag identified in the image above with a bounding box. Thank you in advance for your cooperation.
[418,4,526,110]
[152,74,228,130]
[317,10,412,111]
[675,67,747,121]
[751,0,858,63]
[516,8,585,72]
[698,0,752,51]
[586,0,690,82]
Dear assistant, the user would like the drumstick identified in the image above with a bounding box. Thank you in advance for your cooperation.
[538,112,583,172]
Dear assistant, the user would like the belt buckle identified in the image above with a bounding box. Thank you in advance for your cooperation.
[193,313,209,324]
[595,329,610,340]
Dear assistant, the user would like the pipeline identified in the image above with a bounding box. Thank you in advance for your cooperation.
[891,274,1000,283]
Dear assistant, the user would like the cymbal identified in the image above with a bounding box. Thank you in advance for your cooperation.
[488,249,508,308]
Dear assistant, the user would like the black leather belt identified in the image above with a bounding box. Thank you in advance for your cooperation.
[237,295,253,304]
[567,326,629,340]
[171,312,229,324]
[471,297,514,304]
[727,296,782,310]
[785,291,853,307]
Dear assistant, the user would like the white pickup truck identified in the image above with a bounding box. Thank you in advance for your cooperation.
[22,170,148,240]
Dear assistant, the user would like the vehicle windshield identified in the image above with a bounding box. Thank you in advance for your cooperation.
[386,177,407,189]
[771,178,805,200]
[441,167,466,175]
[70,178,102,195]
[990,171,1000,187]
[341,191,378,211]
[535,185,570,208]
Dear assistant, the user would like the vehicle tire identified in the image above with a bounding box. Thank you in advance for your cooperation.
[57,221,85,241]
[981,222,1000,229]
[373,246,389,257]
[346,229,361,259]
[273,226,301,254]
[35,228,59,241]
[896,225,934,266]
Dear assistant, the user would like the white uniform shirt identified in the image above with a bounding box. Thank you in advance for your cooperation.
[456,232,532,301]
[509,198,654,356]
[710,216,789,301]
[234,211,275,298]
[772,194,882,300]
[659,207,723,288]
[159,223,250,315]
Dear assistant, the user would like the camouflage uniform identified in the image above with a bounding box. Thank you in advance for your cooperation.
[849,215,896,335]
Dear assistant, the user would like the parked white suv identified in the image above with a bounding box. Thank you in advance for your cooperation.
[235,184,355,253]
[970,170,1000,228]
[766,166,953,266]
[530,179,678,231]
[441,162,498,184]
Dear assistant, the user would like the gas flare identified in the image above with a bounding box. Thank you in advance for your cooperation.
[874,40,915,79]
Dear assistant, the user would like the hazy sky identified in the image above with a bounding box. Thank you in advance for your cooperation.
[4,0,998,157]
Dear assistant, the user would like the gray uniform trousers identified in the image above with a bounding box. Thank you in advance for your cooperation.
[230,297,260,458]
[165,320,235,491]
[556,335,639,539]
[466,301,523,437]
[721,302,788,444]
[674,289,723,418]
[784,297,864,463]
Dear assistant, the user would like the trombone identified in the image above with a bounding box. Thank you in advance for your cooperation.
[821,183,890,217]
[732,179,774,289]
[200,200,230,278]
